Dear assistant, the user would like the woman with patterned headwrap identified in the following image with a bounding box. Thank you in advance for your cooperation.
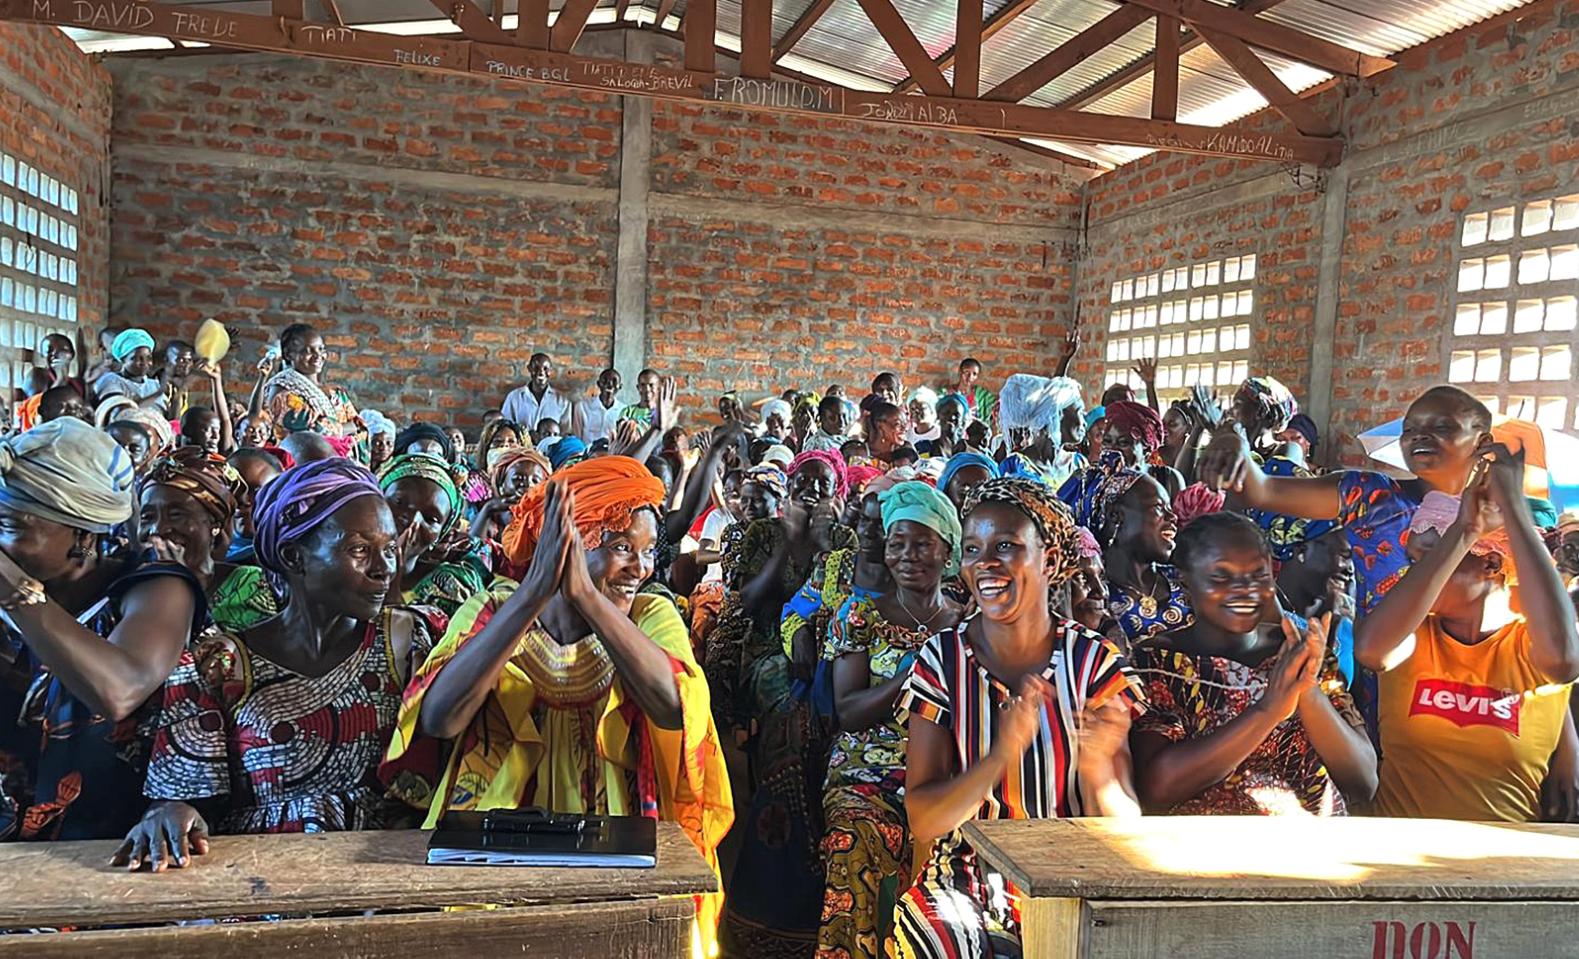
[0,418,208,842]
[710,449,858,958]
[117,459,444,867]
[1228,376,1339,565]
[895,478,1145,959]
[380,457,731,952]
[261,324,364,458]
[378,453,492,618]
[1099,471,1191,652]
[135,448,244,593]
[819,481,963,959]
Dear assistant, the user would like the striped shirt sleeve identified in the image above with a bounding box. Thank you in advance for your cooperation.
[898,631,953,727]
[1071,629,1147,717]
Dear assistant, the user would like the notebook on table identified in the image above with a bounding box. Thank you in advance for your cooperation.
[426,809,657,868]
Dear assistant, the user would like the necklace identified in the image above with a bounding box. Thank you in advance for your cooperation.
[1115,568,1165,619]
[895,591,945,631]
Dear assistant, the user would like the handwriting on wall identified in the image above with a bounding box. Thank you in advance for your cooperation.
[484,60,572,83]
[298,24,356,46]
[856,98,959,126]
[581,62,693,94]
[36,0,154,30]
[1145,130,1297,162]
[708,77,839,115]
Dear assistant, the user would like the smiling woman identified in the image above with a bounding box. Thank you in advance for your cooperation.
[261,323,364,454]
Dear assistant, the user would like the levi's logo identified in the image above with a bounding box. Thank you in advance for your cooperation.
[1409,679,1520,736]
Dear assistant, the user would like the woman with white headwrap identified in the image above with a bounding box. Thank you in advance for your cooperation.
[907,386,942,453]
[760,397,794,444]
[0,418,209,841]
[998,373,1087,489]
[93,329,167,413]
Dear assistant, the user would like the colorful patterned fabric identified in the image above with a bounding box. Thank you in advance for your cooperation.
[1336,470,1423,615]
[210,565,278,633]
[141,447,243,525]
[0,416,135,534]
[143,607,442,834]
[1106,564,1193,648]
[499,455,664,574]
[818,598,931,959]
[402,549,491,619]
[263,368,361,440]
[1104,400,1165,453]
[893,621,1144,958]
[780,547,873,659]
[1130,639,1360,815]
[378,452,464,540]
[967,385,997,428]
[1237,375,1298,433]
[0,557,207,842]
[1243,455,1339,562]
[382,588,731,954]
[789,449,851,499]
[963,477,1083,586]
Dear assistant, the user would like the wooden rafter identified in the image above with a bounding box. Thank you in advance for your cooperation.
[1122,0,1393,77]
[952,0,982,99]
[322,0,345,27]
[1152,14,1179,121]
[1057,0,1288,110]
[985,5,1151,103]
[854,0,951,97]
[653,0,679,29]
[271,0,303,18]
[893,0,1040,95]
[549,0,600,52]
[772,0,836,62]
[615,0,632,21]
[0,0,1344,166]
[683,0,716,73]
[740,0,774,79]
[423,0,515,46]
[517,0,549,47]
[1196,25,1334,136]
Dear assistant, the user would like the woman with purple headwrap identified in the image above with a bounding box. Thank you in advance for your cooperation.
[116,459,444,869]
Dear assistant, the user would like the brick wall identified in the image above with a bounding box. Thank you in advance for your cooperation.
[0,23,111,374]
[1081,1,1579,466]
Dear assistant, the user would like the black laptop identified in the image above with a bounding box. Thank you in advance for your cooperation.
[426,809,657,868]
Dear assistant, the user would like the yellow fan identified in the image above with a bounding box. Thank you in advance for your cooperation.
[194,318,231,364]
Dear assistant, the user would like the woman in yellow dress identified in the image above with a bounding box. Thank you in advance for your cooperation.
[381,456,732,954]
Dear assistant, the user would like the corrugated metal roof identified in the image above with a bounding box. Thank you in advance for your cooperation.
[62,0,1540,169]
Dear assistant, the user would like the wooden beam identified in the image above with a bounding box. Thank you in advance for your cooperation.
[854,0,950,97]
[653,0,679,30]
[1055,0,1288,111]
[423,0,515,45]
[1122,0,1393,76]
[985,5,1151,103]
[683,0,716,72]
[322,0,345,27]
[1152,14,1179,120]
[1196,24,1335,136]
[271,0,303,18]
[952,0,981,99]
[549,0,600,52]
[771,0,835,62]
[0,0,1343,166]
[517,0,549,48]
[740,0,773,79]
[893,0,1039,94]
[615,0,632,22]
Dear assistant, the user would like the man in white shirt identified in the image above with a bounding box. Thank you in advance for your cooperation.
[571,367,623,444]
[500,353,570,433]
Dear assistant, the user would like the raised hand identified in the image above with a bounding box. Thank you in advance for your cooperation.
[1196,423,1253,492]
[1131,356,1158,385]
[1189,384,1223,430]
[1457,460,1504,540]
[1059,327,1079,361]
[1476,439,1526,513]
[610,419,645,458]
[1260,615,1321,720]
[653,376,680,434]
[519,481,574,608]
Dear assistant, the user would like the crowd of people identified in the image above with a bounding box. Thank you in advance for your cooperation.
[3,321,1577,959]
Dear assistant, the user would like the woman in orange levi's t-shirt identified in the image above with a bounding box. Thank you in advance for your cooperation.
[1356,444,1579,822]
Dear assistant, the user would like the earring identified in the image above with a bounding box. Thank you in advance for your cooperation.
[68,544,89,561]
[212,528,222,539]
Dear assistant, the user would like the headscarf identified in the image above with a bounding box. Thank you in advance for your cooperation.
[361,408,396,438]
[938,451,1000,494]
[1075,526,1102,561]
[378,452,464,540]
[793,394,820,421]
[488,447,551,494]
[111,328,155,362]
[761,398,792,425]
[501,455,664,569]
[742,464,789,502]
[910,386,939,410]
[936,393,970,419]
[1174,483,1227,528]
[1410,491,1518,585]
[914,456,946,485]
[1285,412,1318,451]
[847,465,885,495]
[998,374,1083,435]
[141,447,243,525]
[1085,405,1107,430]
[548,435,587,471]
[0,417,134,533]
[95,395,137,429]
[760,444,795,470]
[1237,375,1299,432]
[879,480,962,575]
[394,422,454,462]
[126,408,175,455]
[962,476,1083,585]
[1528,497,1559,530]
[1092,469,1146,544]
[1103,400,1166,453]
[787,449,850,500]
[253,458,384,588]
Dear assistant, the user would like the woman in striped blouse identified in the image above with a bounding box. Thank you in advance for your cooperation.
[894,478,1146,959]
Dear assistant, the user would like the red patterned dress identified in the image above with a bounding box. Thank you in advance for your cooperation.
[142,607,442,833]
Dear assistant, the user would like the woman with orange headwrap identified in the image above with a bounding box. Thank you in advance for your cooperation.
[380,456,732,954]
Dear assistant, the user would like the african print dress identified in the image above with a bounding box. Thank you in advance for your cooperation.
[142,607,443,833]
[0,559,207,842]
[819,598,930,959]
[1106,564,1193,651]
[381,587,732,954]
[1130,640,1362,815]
[1242,455,1340,564]
[894,621,1144,959]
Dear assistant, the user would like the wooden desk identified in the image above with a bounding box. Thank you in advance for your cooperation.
[0,825,716,959]
[964,817,1579,959]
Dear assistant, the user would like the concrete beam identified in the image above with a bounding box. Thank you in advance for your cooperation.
[612,30,653,387]
[1307,162,1348,466]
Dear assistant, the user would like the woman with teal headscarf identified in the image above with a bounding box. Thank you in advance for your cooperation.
[818,480,965,959]
[379,453,490,617]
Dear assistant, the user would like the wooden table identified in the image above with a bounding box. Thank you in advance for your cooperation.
[964,817,1579,959]
[0,824,716,959]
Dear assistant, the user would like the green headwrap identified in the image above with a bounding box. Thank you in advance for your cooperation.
[879,480,962,576]
[377,452,463,540]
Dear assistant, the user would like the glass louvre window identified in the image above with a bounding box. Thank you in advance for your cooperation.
[1107,254,1255,399]
[1452,195,1579,429]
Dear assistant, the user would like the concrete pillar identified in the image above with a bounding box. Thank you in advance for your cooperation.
[611,30,653,386]
[1307,162,1349,468]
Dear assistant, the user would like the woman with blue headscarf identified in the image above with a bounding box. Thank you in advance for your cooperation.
[0,418,208,842]
[819,481,964,959]
[93,328,168,413]
[118,458,445,868]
